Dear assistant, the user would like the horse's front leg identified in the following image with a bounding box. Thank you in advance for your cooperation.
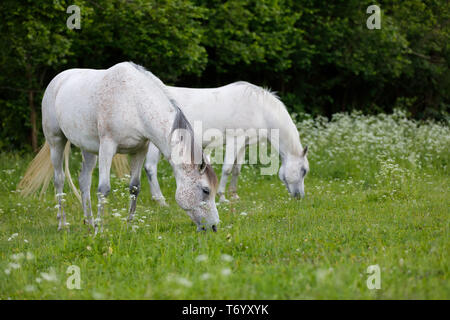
[229,163,242,200]
[217,160,234,204]
[128,147,147,222]
[96,140,116,235]
[218,139,240,203]
[228,145,245,200]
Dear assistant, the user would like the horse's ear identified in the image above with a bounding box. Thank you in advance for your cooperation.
[199,154,207,174]
[302,145,308,157]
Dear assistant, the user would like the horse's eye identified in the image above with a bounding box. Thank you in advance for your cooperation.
[301,168,307,177]
[202,187,210,195]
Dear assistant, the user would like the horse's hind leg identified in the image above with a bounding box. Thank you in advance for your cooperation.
[128,147,147,222]
[79,150,97,230]
[144,143,167,206]
[96,139,117,235]
[48,137,68,230]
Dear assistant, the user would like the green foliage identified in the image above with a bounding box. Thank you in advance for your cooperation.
[0,0,78,151]
[70,0,208,82]
[0,0,449,150]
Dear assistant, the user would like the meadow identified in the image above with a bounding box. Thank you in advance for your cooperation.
[0,110,449,299]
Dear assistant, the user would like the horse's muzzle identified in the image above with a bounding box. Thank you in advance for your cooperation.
[292,191,305,199]
[197,224,218,232]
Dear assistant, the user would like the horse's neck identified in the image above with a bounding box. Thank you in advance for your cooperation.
[140,109,174,160]
[265,102,302,159]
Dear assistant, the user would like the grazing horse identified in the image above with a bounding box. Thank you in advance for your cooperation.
[140,81,309,205]
[18,62,219,233]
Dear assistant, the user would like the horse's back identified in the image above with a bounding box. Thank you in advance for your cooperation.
[42,62,172,154]
[167,82,279,131]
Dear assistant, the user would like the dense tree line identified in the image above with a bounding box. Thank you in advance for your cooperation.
[0,0,448,151]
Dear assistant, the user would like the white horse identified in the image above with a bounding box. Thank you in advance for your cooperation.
[142,81,309,205]
[18,62,219,233]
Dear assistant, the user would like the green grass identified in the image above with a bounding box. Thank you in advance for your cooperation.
[0,112,449,299]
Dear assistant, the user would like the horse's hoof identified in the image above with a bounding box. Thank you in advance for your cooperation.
[230,193,240,200]
[94,224,101,236]
[219,197,230,203]
[153,197,168,207]
[159,200,168,207]
[85,219,94,229]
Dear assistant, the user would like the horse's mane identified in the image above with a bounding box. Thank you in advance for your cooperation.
[232,81,283,109]
[128,62,195,153]
[128,62,218,191]
[170,107,218,191]
[128,61,168,95]
[232,81,303,157]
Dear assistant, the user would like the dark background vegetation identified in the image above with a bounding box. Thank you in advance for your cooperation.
[0,0,448,152]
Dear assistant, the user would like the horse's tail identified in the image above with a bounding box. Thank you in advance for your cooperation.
[112,154,130,178]
[17,141,82,203]
[18,142,54,198]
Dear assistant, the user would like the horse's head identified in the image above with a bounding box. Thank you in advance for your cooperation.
[173,158,219,232]
[279,146,309,198]
[169,107,219,231]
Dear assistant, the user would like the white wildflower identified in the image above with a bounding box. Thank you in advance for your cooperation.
[25,285,36,292]
[195,254,208,262]
[92,291,105,300]
[40,268,58,282]
[176,277,193,288]
[221,268,232,276]
[200,273,211,281]
[7,233,19,241]
[221,254,233,262]
[9,262,21,269]
[11,253,25,261]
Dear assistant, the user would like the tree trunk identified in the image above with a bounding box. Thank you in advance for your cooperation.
[26,64,38,153]
[29,89,38,152]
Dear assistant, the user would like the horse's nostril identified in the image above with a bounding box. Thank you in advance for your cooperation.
[212,225,217,232]
[292,191,304,199]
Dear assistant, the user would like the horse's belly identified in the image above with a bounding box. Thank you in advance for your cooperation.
[61,124,100,154]
[56,101,101,153]
[116,141,149,154]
